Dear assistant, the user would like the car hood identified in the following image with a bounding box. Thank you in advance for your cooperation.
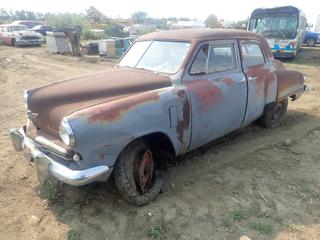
[27,67,172,136]
[8,30,41,38]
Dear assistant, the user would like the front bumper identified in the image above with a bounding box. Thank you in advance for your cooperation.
[272,50,295,59]
[9,128,111,186]
[16,39,41,46]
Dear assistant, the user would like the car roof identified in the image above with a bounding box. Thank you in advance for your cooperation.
[0,24,27,27]
[12,20,42,23]
[137,28,264,42]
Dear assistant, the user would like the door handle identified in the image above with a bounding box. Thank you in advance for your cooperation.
[248,76,258,81]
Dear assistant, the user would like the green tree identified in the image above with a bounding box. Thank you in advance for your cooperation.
[205,14,223,28]
[131,11,147,24]
[231,20,248,29]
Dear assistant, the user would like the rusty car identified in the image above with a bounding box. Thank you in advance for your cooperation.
[0,24,42,47]
[9,29,306,205]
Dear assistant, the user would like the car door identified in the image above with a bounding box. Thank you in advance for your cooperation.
[183,40,247,150]
[239,40,273,125]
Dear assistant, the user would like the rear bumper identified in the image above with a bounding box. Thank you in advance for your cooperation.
[9,128,111,186]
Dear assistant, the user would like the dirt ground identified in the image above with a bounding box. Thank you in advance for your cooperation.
[0,45,320,240]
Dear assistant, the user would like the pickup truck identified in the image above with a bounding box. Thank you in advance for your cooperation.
[9,29,306,205]
[303,31,320,47]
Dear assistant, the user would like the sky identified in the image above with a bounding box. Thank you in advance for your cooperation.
[1,0,319,24]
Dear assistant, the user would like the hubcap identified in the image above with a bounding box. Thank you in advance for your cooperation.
[134,149,154,193]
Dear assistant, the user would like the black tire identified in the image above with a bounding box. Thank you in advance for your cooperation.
[11,38,18,47]
[306,38,316,47]
[114,140,163,205]
[258,98,288,128]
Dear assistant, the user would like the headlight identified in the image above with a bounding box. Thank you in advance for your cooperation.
[59,117,75,146]
[280,41,289,48]
[23,90,29,108]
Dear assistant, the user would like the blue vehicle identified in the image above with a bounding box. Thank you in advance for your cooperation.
[303,31,320,47]
[248,6,307,58]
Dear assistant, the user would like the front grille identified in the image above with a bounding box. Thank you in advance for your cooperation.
[21,36,40,40]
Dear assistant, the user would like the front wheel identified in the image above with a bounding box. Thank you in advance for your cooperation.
[114,140,163,205]
[306,38,316,47]
[258,98,288,128]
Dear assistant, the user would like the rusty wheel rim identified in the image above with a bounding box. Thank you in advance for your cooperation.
[134,149,154,193]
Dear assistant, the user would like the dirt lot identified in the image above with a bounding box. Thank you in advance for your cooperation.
[0,45,320,240]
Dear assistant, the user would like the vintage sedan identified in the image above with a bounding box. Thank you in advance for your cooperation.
[10,29,306,205]
[0,24,42,47]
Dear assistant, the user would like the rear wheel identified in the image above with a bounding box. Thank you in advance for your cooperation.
[306,38,316,47]
[114,140,163,205]
[258,98,288,128]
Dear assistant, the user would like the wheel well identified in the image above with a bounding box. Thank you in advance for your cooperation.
[306,37,316,43]
[142,132,176,157]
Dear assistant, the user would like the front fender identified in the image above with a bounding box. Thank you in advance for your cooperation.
[67,87,191,168]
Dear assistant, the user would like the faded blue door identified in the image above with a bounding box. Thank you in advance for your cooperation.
[183,40,247,150]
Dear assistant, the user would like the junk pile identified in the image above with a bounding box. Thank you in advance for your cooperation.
[46,26,82,56]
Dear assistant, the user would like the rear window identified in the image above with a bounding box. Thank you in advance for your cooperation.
[241,42,265,67]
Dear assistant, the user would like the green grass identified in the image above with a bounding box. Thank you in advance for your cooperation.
[148,222,167,240]
[66,229,78,240]
[231,209,246,222]
[40,180,61,203]
[249,222,273,235]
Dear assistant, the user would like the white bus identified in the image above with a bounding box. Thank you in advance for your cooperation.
[248,6,307,58]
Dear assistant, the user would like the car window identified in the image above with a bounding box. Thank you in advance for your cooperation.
[241,42,265,67]
[207,43,237,73]
[189,44,209,75]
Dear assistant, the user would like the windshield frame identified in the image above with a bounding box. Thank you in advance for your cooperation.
[7,25,28,32]
[249,14,299,39]
[118,39,192,75]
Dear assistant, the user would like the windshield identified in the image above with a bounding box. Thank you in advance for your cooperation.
[8,26,28,32]
[119,41,191,74]
[249,15,298,39]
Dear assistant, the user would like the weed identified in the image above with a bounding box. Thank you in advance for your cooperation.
[249,222,273,235]
[40,180,61,203]
[148,222,167,240]
[66,229,78,240]
[231,209,246,222]
[248,207,271,219]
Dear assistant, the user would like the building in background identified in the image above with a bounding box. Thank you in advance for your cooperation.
[168,20,205,29]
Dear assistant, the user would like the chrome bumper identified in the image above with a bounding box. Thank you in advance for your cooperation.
[9,128,111,186]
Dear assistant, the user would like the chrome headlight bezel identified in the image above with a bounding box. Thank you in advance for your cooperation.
[23,90,29,109]
[59,117,75,147]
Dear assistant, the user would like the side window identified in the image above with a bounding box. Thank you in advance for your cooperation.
[189,44,209,75]
[241,42,265,67]
[207,43,237,73]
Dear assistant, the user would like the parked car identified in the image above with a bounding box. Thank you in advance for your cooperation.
[0,24,42,47]
[31,25,55,36]
[12,20,43,29]
[303,31,320,47]
[9,29,306,205]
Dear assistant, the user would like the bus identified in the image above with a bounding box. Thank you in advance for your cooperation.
[248,6,307,58]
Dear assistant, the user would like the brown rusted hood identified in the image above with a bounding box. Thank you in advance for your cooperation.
[27,67,171,136]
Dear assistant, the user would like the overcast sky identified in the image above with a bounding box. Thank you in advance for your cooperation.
[2,0,319,24]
